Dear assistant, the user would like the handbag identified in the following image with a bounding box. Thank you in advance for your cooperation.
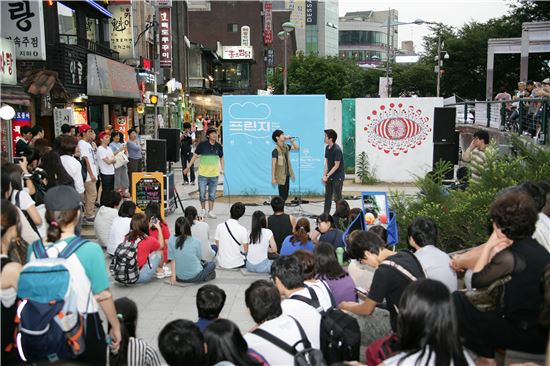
[462,275,512,312]
[114,151,129,169]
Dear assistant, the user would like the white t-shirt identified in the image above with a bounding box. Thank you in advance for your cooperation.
[97,145,115,175]
[108,216,132,255]
[94,206,119,248]
[414,245,457,293]
[247,228,273,265]
[244,315,304,366]
[384,348,475,366]
[214,219,247,269]
[192,220,214,261]
[60,155,85,194]
[534,213,550,253]
[10,189,35,210]
[78,140,98,182]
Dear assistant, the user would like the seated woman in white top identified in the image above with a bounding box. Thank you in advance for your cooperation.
[94,191,122,249]
[381,279,474,366]
[243,211,278,273]
[184,206,215,261]
[108,201,136,256]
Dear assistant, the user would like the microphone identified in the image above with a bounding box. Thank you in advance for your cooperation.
[286,136,297,140]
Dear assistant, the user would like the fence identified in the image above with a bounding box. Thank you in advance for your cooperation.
[447,98,549,145]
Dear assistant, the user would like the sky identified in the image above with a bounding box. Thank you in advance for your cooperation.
[339,0,512,53]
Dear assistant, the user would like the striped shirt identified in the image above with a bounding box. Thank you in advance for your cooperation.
[469,148,486,181]
[127,337,161,366]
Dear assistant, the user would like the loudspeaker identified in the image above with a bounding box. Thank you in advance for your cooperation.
[146,139,167,173]
[433,141,459,179]
[159,128,180,162]
[433,107,457,143]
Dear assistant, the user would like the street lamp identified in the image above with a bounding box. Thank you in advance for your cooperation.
[278,21,295,95]
[435,35,450,97]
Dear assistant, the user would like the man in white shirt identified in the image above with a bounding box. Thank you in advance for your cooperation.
[244,280,307,365]
[58,135,85,195]
[270,256,324,349]
[77,125,99,222]
[214,202,247,269]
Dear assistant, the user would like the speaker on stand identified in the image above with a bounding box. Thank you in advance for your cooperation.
[158,128,180,163]
[146,139,167,173]
[433,108,459,180]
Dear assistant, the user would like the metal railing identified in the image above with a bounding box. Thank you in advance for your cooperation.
[446,98,549,145]
[58,34,119,60]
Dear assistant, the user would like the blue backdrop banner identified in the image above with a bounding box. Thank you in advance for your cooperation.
[223,95,325,196]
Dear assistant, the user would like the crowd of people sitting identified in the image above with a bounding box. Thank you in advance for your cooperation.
[1,124,550,365]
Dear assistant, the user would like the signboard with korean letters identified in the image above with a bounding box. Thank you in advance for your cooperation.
[222,46,254,60]
[1,0,46,61]
[241,26,250,47]
[159,7,172,68]
[0,38,17,85]
[263,2,273,45]
[109,4,135,59]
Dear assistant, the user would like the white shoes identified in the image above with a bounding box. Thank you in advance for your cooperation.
[200,208,207,218]
[207,211,217,219]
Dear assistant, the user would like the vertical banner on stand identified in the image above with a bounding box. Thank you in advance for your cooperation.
[223,95,325,195]
[12,111,31,156]
[158,8,172,68]
[263,2,273,45]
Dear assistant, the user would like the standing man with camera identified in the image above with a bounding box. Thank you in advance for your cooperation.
[271,130,299,203]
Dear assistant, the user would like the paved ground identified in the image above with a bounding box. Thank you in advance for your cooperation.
[86,168,419,362]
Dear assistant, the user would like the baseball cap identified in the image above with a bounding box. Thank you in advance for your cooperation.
[98,131,109,140]
[78,125,92,134]
[44,186,82,211]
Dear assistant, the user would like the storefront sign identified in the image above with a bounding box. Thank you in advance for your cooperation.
[241,26,250,47]
[87,54,141,99]
[114,115,129,141]
[263,2,273,45]
[53,107,74,137]
[109,4,134,60]
[12,111,31,156]
[1,0,46,61]
[141,57,151,71]
[159,8,172,68]
[0,38,17,85]
[73,106,88,125]
[289,0,305,29]
[222,46,254,60]
[305,0,317,25]
[266,49,274,67]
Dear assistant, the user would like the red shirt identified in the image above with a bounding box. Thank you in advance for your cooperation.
[149,221,170,262]
[136,236,160,269]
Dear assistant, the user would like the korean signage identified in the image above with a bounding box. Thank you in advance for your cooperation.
[109,4,134,60]
[241,26,250,47]
[222,46,254,60]
[1,0,46,61]
[73,106,88,125]
[263,2,273,45]
[12,111,31,156]
[289,0,305,29]
[265,49,274,67]
[159,8,172,68]
[305,0,317,25]
[53,108,74,137]
[0,38,17,85]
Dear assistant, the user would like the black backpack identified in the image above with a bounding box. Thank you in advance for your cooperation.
[291,282,361,364]
[110,238,140,284]
[253,315,327,366]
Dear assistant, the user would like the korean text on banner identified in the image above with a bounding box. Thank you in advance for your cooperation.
[1,0,46,61]
[159,8,172,68]
[12,112,32,156]
[263,2,273,45]
[109,4,135,60]
[0,38,17,85]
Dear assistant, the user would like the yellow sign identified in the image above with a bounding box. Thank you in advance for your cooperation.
[150,95,158,105]
[136,103,145,114]
[132,172,165,219]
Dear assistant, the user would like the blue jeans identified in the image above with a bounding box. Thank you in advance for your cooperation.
[246,258,273,273]
[137,252,161,283]
[178,261,216,283]
[198,175,218,202]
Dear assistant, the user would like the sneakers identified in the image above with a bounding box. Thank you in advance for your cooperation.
[201,208,207,218]
[207,211,217,219]
[163,265,172,277]
[155,271,167,279]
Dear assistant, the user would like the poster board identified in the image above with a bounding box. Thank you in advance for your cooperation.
[132,172,165,218]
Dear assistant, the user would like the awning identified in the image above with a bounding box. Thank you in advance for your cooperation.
[87,54,141,100]
[0,85,31,106]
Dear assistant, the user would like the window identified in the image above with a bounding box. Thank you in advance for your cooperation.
[58,2,77,44]
[339,31,386,47]
[227,23,239,32]
[86,17,100,43]
[213,62,250,90]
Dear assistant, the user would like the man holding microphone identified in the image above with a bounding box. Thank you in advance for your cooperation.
[271,130,299,203]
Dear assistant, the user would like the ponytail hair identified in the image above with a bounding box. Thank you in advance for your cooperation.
[291,218,311,244]
[45,209,79,242]
[175,217,192,250]
[184,205,198,225]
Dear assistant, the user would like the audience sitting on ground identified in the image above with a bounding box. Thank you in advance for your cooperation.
[339,231,425,332]
[244,280,309,366]
[311,213,345,249]
[144,202,171,279]
[368,224,388,243]
[332,199,351,231]
[185,205,215,261]
[267,195,296,253]
[292,249,334,309]
[109,297,161,366]
[453,190,550,366]
[204,319,266,366]
[195,284,227,333]
[108,200,136,256]
[347,207,363,233]
[94,190,122,249]
[168,217,216,284]
[314,242,357,305]
[407,217,457,292]
[270,255,323,349]
[215,202,247,269]
[244,211,278,273]
[280,218,314,256]
[380,279,474,366]
[158,320,205,366]
[124,213,163,284]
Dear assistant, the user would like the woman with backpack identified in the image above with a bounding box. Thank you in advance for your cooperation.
[109,297,161,366]
[244,211,278,273]
[22,186,121,364]
[280,218,314,256]
[168,217,216,284]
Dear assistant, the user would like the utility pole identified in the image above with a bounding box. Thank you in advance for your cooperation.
[385,10,391,98]
[436,33,441,98]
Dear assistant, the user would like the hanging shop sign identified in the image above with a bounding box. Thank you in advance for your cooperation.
[73,106,88,125]
[305,0,317,25]
[241,26,250,47]
[108,4,134,60]
[53,107,74,137]
[222,46,254,60]
[12,111,31,156]
[263,2,273,45]
[159,8,172,68]
[1,0,46,61]
[0,38,17,85]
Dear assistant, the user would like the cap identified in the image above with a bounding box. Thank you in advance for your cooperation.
[79,125,92,134]
[44,186,82,211]
[98,131,109,140]
[542,78,550,84]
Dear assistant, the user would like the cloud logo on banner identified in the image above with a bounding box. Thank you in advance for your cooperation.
[228,102,271,120]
